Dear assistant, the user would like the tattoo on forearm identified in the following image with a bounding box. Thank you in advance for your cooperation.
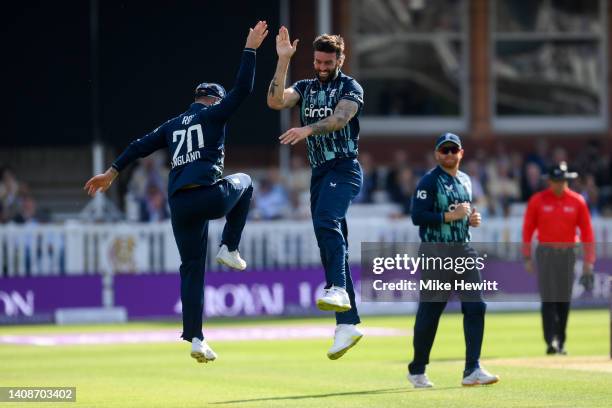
[308,100,358,135]
[308,117,340,135]
[268,78,278,97]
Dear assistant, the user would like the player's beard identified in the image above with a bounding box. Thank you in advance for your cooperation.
[316,65,339,82]
[439,155,460,170]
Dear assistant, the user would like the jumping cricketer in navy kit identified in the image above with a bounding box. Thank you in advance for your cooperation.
[407,133,500,388]
[84,21,269,364]
[267,27,364,360]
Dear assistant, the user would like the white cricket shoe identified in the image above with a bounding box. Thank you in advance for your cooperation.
[461,367,499,386]
[190,338,217,363]
[216,244,247,270]
[407,373,434,388]
[316,286,351,312]
[327,324,363,360]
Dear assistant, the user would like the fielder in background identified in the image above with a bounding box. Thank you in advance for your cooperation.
[523,161,595,355]
[408,133,499,388]
[267,27,364,360]
[84,21,269,364]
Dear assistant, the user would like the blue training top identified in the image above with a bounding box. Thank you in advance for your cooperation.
[112,48,256,197]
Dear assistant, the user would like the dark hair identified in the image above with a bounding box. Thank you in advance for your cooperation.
[313,34,345,59]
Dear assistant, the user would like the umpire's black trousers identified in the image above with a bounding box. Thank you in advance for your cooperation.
[169,173,253,342]
[535,245,576,348]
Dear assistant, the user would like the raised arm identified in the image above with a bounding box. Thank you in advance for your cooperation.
[267,26,300,110]
[208,21,268,120]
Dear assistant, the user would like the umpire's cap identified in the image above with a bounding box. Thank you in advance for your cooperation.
[435,132,462,150]
[194,82,226,99]
[547,161,578,181]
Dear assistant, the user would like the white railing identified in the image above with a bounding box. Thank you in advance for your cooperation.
[1,218,612,277]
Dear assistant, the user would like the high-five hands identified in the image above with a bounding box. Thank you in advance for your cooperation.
[276,26,299,59]
[245,20,269,49]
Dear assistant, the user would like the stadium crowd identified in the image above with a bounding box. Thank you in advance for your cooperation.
[1,140,610,224]
[249,140,610,220]
[0,167,39,225]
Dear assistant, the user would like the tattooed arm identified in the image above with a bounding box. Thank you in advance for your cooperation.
[267,26,300,110]
[279,99,359,145]
[308,100,359,135]
[267,62,300,110]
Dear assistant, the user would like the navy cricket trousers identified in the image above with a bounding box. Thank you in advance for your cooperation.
[310,158,362,325]
[409,245,487,376]
[169,173,253,342]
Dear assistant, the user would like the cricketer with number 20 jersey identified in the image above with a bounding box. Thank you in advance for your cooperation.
[111,48,256,197]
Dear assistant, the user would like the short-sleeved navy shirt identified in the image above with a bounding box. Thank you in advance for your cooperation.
[291,71,364,168]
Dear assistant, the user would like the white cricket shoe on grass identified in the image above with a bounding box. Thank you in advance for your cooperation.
[327,324,363,360]
[407,373,434,388]
[316,286,351,312]
[190,338,217,363]
[461,367,499,386]
[216,244,247,270]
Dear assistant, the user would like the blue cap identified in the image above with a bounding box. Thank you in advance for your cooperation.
[435,132,462,150]
[194,82,226,99]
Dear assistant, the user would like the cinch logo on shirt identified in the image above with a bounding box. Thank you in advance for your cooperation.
[304,105,333,119]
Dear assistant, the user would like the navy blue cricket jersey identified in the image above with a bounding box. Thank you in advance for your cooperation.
[291,71,364,168]
[111,48,256,197]
[411,165,473,243]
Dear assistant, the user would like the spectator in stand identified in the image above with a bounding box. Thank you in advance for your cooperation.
[353,152,378,204]
[487,157,520,216]
[128,151,169,199]
[286,155,311,219]
[0,167,21,223]
[12,193,42,273]
[464,159,489,217]
[286,155,310,198]
[521,161,545,202]
[395,167,415,215]
[13,193,37,224]
[385,150,409,203]
[510,151,524,181]
[253,168,290,220]
[575,174,600,216]
[525,139,549,172]
[576,140,610,189]
[551,147,568,166]
[139,184,169,222]
[125,151,169,221]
